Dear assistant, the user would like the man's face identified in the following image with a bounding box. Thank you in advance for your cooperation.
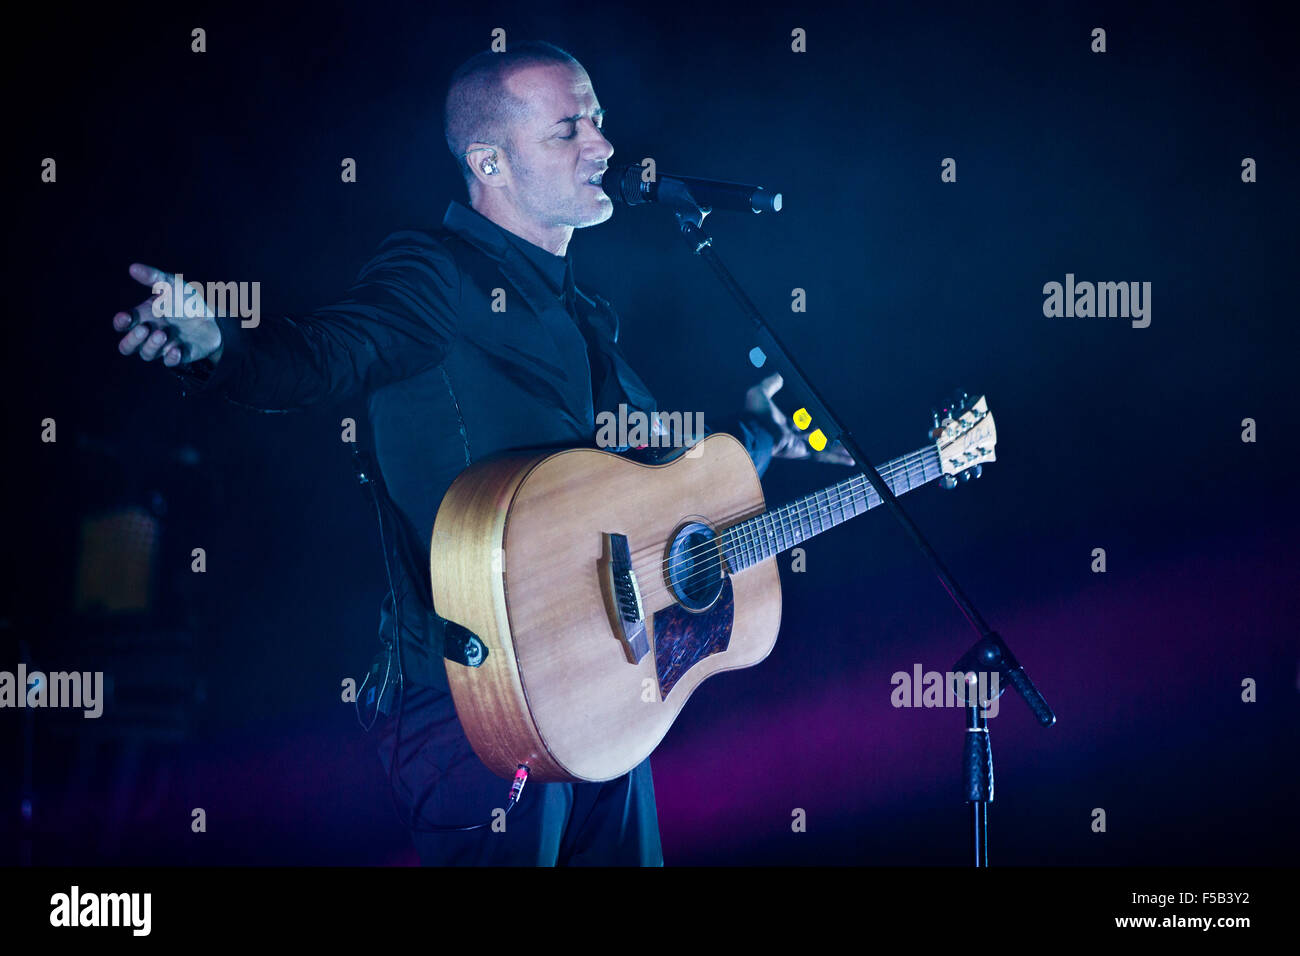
[500,62,614,230]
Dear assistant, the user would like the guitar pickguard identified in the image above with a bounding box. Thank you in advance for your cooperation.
[652,578,734,699]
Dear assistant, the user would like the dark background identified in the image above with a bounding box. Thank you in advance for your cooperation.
[2,0,1296,865]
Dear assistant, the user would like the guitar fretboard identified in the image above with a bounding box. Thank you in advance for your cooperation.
[720,446,942,572]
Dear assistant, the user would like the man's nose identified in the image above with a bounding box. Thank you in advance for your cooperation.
[582,122,613,161]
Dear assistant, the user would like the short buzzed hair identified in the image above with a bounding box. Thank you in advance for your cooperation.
[444,41,581,185]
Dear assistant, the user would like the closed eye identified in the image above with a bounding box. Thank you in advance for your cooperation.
[557,109,606,139]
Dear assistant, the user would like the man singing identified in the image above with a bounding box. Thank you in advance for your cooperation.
[112,41,846,865]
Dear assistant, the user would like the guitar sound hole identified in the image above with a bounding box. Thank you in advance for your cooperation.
[666,521,724,612]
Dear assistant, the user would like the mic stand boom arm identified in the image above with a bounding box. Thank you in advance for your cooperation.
[664,195,1056,868]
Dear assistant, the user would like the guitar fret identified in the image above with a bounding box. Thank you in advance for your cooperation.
[722,445,955,576]
[848,479,864,518]
[891,456,907,496]
[728,528,748,572]
[927,448,942,482]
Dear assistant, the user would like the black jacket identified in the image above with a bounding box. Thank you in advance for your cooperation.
[176,200,776,687]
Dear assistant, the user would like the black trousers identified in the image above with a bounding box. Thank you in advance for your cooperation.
[375,682,664,866]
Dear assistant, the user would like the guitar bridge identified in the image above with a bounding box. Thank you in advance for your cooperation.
[600,533,649,664]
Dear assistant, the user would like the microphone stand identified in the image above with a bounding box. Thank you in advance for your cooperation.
[660,189,1056,866]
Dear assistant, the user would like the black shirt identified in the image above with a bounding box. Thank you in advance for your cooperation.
[176,200,776,687]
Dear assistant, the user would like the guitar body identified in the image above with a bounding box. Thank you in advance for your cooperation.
[430,433,781,783]
[429,394,998,784]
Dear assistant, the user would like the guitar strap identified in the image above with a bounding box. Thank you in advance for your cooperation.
[350,433,486,711]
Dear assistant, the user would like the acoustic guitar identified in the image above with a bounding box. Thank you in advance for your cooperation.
[430,396,997,782]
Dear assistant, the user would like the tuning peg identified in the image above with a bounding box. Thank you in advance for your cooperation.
[971,464,983,480]
[941,474,958,490]
[953,389,969,411]
[960,469,972,482]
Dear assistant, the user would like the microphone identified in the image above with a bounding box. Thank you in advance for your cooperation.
[602,163,782,214]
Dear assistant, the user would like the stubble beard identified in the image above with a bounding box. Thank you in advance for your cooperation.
[512,156,610,231]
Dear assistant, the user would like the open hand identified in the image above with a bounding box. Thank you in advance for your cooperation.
[113,263,223,367]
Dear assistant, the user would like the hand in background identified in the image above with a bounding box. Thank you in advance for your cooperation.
[743,372,855,466]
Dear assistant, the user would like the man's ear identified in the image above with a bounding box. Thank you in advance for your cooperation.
[465,142,507,188]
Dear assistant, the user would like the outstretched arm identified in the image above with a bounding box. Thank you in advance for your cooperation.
[111,231,461,411]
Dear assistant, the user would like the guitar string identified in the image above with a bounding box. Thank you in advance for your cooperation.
[634,417,987,578]
[643,452,935,580]
[632,465,933,607]
[636,449,944,585]
[615,417,986,581]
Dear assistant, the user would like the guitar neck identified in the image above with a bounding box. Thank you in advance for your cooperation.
[720,445,942,572]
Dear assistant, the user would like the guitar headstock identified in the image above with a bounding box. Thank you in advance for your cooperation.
[930,393,996,488]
